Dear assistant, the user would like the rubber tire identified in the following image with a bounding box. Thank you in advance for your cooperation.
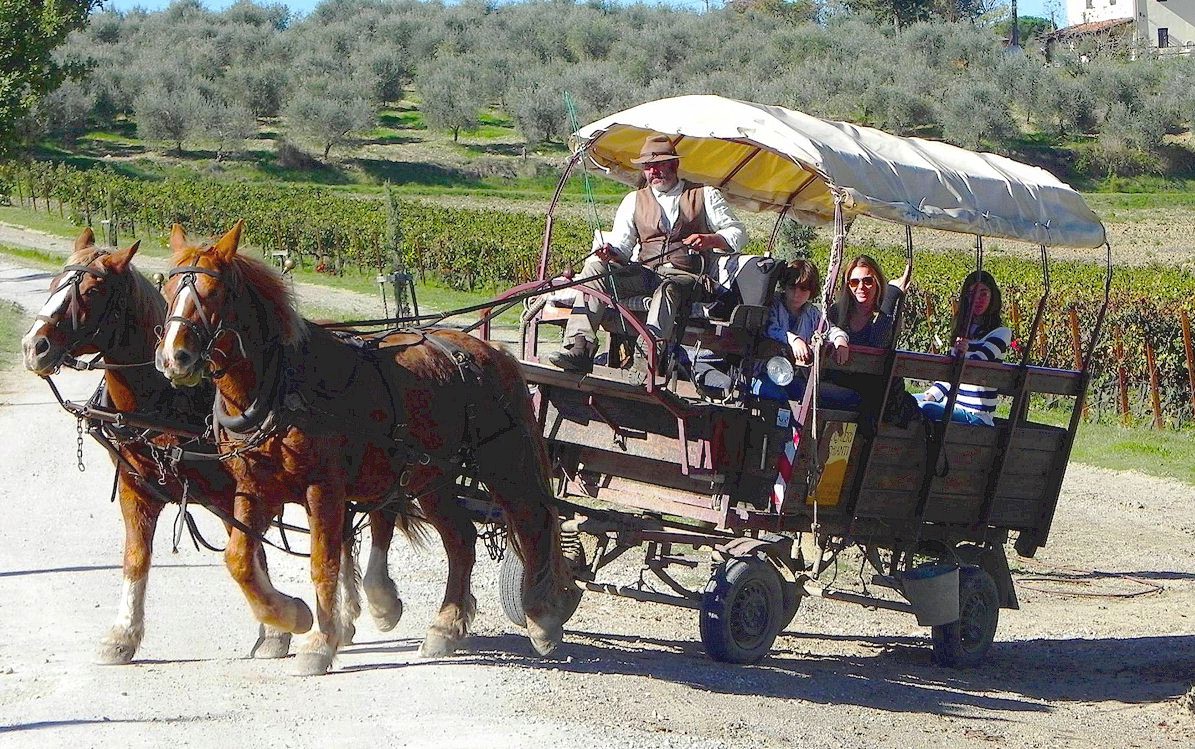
[931,565,1000,668]
[699,556,784,665]
[497,545,586,629]
[498,549,529,628]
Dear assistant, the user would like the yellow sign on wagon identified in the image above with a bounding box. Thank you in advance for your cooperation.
[809,422,857,506]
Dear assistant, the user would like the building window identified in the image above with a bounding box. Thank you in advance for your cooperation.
[1159,28,1169,48]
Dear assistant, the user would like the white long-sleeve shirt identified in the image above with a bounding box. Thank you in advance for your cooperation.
[604,180,747,262]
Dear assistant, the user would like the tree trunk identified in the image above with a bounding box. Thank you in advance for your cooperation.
[453,127,459,143]
[323,142,333,160]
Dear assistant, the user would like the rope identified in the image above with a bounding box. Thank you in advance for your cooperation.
[1015,561,1163,599]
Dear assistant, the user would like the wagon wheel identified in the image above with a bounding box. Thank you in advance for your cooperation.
[699,556,784,664]
[931,565,999,668]
[498,543,586,628]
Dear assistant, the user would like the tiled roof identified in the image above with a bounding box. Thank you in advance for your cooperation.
[1049,18,1134,38]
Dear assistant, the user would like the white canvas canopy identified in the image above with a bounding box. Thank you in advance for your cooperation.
[573,95,1107,249]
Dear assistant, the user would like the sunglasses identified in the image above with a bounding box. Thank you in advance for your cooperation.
[847,276,877,289]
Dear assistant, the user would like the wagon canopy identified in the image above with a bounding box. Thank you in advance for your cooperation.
[573,95,1107,249]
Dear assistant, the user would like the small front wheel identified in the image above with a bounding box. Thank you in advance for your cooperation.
[498,543,586,628]
[699,556,784,664]
[931,565,999,668]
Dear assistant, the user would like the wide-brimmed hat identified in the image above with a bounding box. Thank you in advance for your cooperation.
[630,135,680,166]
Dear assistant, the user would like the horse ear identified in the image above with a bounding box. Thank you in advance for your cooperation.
[108,241,140,273]
[75,228,95,251]
[213,220,245,262]
[170,224,188,253]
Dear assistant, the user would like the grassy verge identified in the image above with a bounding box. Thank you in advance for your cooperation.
[0,300,25,371]
[1031,408,1195,485]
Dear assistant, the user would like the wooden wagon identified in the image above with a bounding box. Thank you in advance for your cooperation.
[481,96,1111,666]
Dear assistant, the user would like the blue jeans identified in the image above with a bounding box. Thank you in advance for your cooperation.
[916,395,991,426]
[751,372,861,409]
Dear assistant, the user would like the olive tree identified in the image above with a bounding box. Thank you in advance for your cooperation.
[415,56,485,142]
[282,78,375,160]
[134,84,205,155]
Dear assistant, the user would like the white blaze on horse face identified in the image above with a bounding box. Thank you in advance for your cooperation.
[162,284,197,354]
[24,283,73,339]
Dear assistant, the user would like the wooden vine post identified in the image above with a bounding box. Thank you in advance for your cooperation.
[1114,330,1130,425]
[924,290,937,353]
[1068,308,1088,420]
[1144,336,1164,429]
[1181,310,1195,419]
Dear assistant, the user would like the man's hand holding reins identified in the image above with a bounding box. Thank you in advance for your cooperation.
[681,233,730,252]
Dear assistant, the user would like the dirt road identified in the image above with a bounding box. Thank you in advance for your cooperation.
[1,259,1193,748]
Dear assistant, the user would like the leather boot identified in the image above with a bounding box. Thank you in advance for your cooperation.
[548,335,596,373]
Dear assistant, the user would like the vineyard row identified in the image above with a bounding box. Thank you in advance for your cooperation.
[4,160,1194,429]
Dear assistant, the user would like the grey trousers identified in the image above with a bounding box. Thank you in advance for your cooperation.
[562,256,710,344]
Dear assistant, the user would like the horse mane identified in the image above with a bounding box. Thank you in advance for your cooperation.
[69,245,166,328]
[171,241,308,347]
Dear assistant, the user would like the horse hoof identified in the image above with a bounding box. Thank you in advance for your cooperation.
[292,651,334,677]
[251,628,292,660]
[96,633,138,665]
[525,617,564,658]
[418,631,461,659]
[341,621,357,647]
[370,599,403,633]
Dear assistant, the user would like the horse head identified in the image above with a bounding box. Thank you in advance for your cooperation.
[156,220,302,389]
[23,229,147,376]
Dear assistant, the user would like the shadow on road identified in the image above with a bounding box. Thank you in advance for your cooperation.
[333,629,1195,717]
[0,719,146,734]
[0,563,221,578]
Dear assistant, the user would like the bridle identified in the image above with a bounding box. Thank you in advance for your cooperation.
[164,264,248,373]
[36,255,131,362]
[165,262,282,438]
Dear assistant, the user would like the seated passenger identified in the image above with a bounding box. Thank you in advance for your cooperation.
[917,270,1013,426]
[751,259,859,408]
[826,254,914,425]
[827,253,912,349]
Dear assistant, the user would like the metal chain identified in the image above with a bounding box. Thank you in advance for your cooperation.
[478,521,507,562]
[75,418,86,472]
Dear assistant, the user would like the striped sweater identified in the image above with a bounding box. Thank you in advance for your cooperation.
[927,326,1013,426]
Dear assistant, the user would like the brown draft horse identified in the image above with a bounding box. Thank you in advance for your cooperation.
[21,231,410,664]
[154,221,571,675]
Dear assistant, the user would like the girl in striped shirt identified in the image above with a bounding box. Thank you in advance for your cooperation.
[917,270,1013,426]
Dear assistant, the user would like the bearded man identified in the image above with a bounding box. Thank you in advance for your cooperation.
[549,135,747,373]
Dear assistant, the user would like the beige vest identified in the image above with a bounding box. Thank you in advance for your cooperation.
[632,182,711,272]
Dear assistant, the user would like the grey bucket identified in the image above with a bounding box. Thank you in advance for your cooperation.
[902,563,960,626]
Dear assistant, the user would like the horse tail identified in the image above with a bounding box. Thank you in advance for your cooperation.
[393,502,435,551]
[490,346,572,605]
[336,542,362,644]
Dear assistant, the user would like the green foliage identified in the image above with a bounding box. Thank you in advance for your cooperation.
[415,55,485,143]
[0,0,100,156]
[0,160,590,292]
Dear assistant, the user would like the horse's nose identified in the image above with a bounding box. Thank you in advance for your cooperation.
[174,348,193,368]
[32,337,49,357]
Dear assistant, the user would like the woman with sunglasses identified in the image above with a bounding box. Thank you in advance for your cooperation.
[917,270,1013,426]
[751,259,860,407]
[828,254,913,348]
[821,255,914,426]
